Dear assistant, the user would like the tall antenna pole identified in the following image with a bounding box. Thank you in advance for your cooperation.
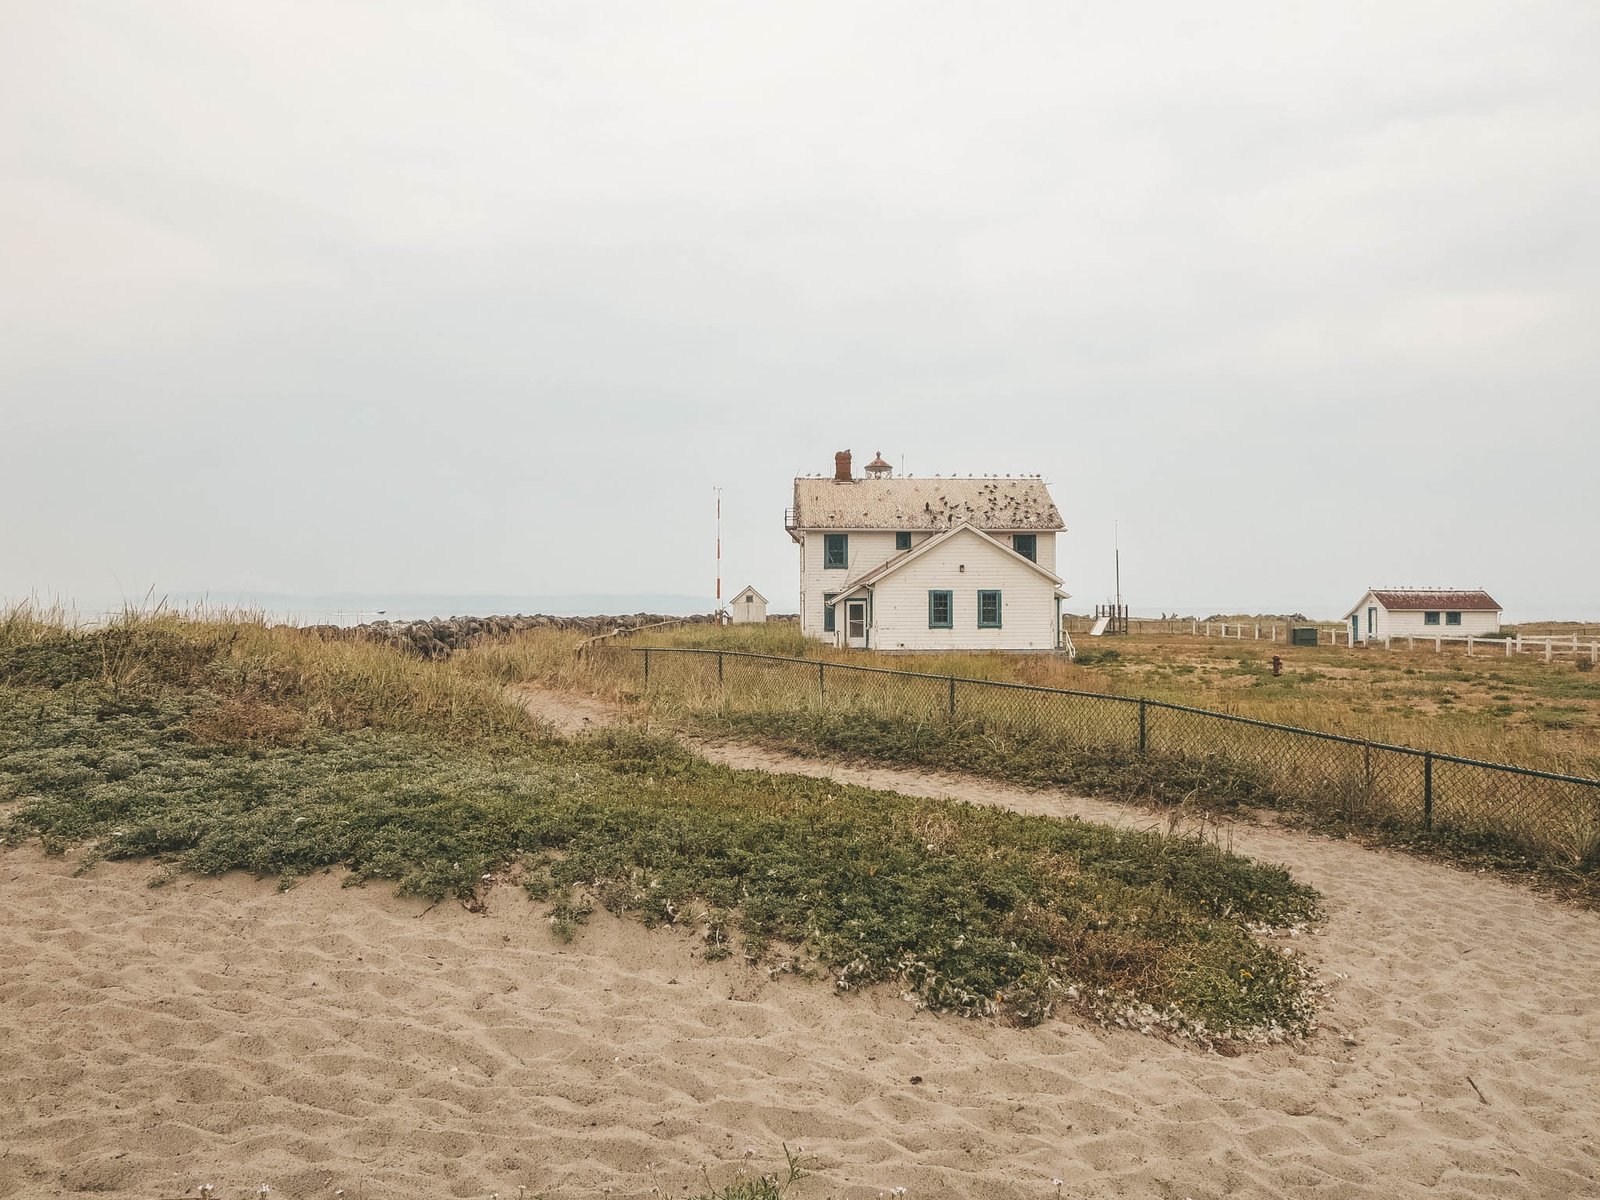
[1114,521,1121,610]
[714,486,723,624]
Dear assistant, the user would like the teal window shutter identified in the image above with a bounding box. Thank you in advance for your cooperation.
[823,593,837,632]
[1012,534,1036,562]
[824,533,848,569]
[977,590,1002,628]
[896,532,912,551]
[928,590,952,628]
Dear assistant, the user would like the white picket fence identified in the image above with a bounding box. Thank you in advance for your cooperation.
[1190,620,1345,644]
[1187,621,1598,663]
[1385,632,1600,664]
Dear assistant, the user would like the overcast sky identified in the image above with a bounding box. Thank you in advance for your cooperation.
[4,2,1598,621]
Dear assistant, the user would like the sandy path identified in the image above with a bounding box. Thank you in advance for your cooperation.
[1,691,1596,1199]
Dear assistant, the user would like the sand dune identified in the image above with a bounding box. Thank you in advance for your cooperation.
[3,706,1598,1198]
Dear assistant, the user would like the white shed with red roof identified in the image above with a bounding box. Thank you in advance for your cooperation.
[1343,589,1502,645]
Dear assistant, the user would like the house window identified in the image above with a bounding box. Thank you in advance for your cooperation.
[822,593,838,633]
[1012,534,1037,562]
[1446,611,1461,625]
[896,531,912,551]
[1424,612,1441,626]
[977,590,1002,628]
[928,590,953,629]
[824,533,848,569]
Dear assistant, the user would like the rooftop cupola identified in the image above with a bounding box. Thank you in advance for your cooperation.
[865,451,892,479]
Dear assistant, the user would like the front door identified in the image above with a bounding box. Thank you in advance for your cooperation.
[845,600,868,648]
[1351,614,1360,645]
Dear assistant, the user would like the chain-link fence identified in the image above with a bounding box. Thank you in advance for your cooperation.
[614,646,1600,866]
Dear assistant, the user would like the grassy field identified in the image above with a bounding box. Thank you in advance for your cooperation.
[0,608,1320,1044]
[609,622,1600,777]
[458,621,1600,887]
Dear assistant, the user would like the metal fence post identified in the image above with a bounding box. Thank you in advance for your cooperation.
[643,649,650,685]
[1138,699,1148,754]
[717,652,724,687]
[1423,751,1434,830]
[818,661,826,702]
[948,675,957,718]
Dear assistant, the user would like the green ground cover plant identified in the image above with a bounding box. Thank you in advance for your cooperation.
[0,610,1319,1043]
[503,625,1599,888]
[681,705,1599,894]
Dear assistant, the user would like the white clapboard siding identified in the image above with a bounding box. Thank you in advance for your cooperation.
[798,531,900,639]
[1382,609,1500,638]
[1350,593,1387,643]
[800,529,1058,642]
[865,529,1058,651]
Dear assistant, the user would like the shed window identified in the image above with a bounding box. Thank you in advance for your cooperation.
[1424,611,1441,626]
[822,593,838,633]
[824,534,848,569]
[1446,611,1461,625]
[896,531,912,551]
[928,590,953,629]
[977,590,1002,628]
[1012,534,1037,562]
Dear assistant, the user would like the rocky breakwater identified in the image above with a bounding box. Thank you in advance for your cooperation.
[301,613,717,659]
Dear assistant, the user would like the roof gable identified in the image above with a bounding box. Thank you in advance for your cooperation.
[730,585,768,604]
[792,476,1063,532]
[833,522,1064,598]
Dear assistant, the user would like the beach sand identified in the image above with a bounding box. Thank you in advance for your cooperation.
[3,700,1598,1198]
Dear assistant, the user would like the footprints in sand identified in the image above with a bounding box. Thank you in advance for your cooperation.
[4,739,1600,1200]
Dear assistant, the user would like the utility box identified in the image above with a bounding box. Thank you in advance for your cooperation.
[1289,626,1319,647]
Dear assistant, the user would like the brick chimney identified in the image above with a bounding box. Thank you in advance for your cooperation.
[834,450,852,481]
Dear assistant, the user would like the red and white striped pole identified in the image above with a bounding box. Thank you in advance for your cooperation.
[714,486,723,624]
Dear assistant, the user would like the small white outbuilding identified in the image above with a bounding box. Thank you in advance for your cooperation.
[1343,588,1502,645]
[728,585,769,624]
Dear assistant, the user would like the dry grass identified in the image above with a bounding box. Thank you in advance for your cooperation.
[579,622,1600,777]
[459,622,1600,876]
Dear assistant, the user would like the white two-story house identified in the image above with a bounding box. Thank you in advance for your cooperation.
[787,450,1069,652]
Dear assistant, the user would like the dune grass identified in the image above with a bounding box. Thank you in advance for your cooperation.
[0,608,1320,1043]
[458,623,1600,888]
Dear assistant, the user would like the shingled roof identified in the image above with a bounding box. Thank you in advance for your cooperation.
[1366,589,1502,612]
[791,477,1064,532]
